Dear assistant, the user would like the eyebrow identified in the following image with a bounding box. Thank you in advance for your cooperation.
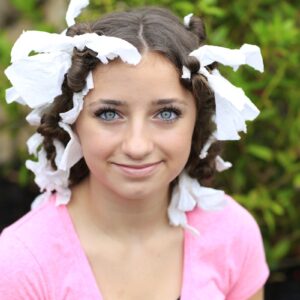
[152,98,188,106]
[88,98,188,107]
[88,99,126,107]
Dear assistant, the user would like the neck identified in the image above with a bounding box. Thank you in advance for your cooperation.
[69,175,171,242]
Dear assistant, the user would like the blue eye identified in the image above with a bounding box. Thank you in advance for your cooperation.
[157,108,181,121]
[96,109,119,121]
[160,111,173,119]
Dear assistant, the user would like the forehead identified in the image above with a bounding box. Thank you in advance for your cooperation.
[85,52,192,104]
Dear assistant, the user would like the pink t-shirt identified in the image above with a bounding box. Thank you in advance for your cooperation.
[0,194,269,299]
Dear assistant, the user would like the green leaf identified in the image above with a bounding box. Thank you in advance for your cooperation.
[293,173,300,189]
[10,0,36,14]
[270,203,284,216]
[247,144,273,162]
[18,165,31,187]
[271,239,292,262]
[171,1,196,16]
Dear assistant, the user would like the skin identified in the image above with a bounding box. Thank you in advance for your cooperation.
[69,51,264,299]
[68,51,197,299]
[71,51,197,239]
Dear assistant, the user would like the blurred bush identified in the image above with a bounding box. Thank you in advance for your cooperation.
[0,0,299,271]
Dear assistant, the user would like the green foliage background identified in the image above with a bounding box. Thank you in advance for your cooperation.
[0,0,299,271]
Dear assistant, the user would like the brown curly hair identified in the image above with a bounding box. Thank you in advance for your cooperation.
[37,7,221,187]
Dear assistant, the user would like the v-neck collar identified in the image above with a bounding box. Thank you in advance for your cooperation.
[59,203,104,299]
[59,202,190,300]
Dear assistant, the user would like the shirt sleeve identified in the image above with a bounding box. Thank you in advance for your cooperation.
[226,207,270,300]
[0,230,47,300]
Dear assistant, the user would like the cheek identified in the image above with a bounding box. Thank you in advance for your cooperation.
[157,121,195,160]
[155,130,193,182]
[175,118,195,159]
[76,120,118,161]
[171,134,193,159]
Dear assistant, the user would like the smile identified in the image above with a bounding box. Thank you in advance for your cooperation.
[112,162,162,178]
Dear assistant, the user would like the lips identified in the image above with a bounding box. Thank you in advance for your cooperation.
[112,161,162,177]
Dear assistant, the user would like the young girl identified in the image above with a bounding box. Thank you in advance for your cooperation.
[0,1,269,299]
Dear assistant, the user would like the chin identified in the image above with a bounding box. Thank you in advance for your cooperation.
[111,181,167,202]
[117,186,157,201]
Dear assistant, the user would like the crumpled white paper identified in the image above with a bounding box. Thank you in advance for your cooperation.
[10,31,142,65]
[182,42,263,173]
[201,67,260,141]
[26,121,83,174]
[58,122,83,170]
[27,133,44,156]
[183,13,193,28]
[168,172,227,234]
[25,72,92,126]
[60,71,93,124]
[66,0,90,27]
[215,155,232,172]
[189,43,264,73]
[5,52,72,108]
[26,142,71,209]
[5,31,141,109]
[26,105,50,126]
[199,134,217,159]
[25,122,82,208]
[5,87,25,105]
[168,184,199,235]
[181,65,191,79]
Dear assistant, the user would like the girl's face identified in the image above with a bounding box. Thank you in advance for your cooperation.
[75,52,197,200]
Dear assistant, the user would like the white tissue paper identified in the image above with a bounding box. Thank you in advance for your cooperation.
[66,0,90,27]
[60,71,93,124]
[168,172,227,234]
[5,52,72,108]
[190,44,264,72]
[215,156,232,172]
[58,122,83,170]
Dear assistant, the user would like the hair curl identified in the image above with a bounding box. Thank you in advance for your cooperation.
[37,7,222,187]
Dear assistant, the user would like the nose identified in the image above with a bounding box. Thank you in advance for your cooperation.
[121,119,154,160]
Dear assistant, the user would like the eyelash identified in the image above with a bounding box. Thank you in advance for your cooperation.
[156,106,182,122]
[94,105,183,122]
[94,106,120,121]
